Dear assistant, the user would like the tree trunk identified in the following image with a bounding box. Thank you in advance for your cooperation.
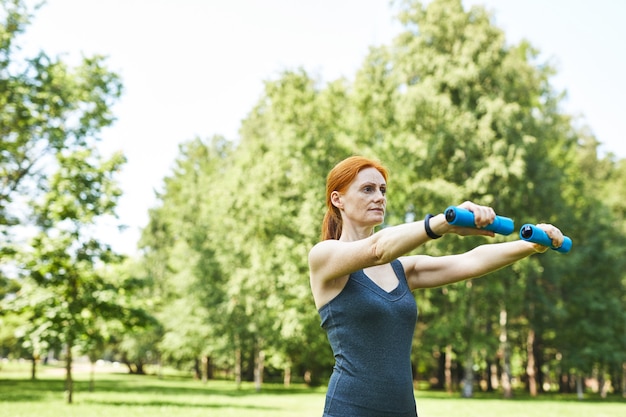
[622,362,626,398]
[461,281,474,398]
[576,373,584,400]
[30,355,37,380]
[206,356,213,380]
[484,318,495,392]
[193,358,201,380]
[254,349,265,392]
[559,372,567,393]
[135,362,145,375]
[534,333,545,393]
[201,356,208,384]
[461,355,474,398]
[235,347,242,389]
[433,351,445,389]
[488,359,499,391]
[65,343,73,404]
[599,371,608,398]
[499,309,512,398]
[89,360,95,392]
[284,365,291,387]
[445,344,453,393]
[526,328,537,396]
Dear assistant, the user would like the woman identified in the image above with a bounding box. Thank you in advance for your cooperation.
[308,156,564,417]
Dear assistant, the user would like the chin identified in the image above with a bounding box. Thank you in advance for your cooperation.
[371,214,385,225]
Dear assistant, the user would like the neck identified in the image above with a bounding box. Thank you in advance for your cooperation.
[340,225,375,242]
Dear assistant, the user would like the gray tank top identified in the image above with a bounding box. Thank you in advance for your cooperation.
[319,259,418,417]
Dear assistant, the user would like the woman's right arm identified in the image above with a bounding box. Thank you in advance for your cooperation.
[309,218,481,284]
[307,221,428,285]
[308,202,498,285]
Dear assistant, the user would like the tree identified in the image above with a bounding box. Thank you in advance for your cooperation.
[552,133,626,397]
[352,0,579,397]
[5,147,128,403]
[217,70,353,387]
[0,0,134,403]
[1,0,122,225]
[139,136,234,378]
[132,0,625,397]
[1,0,123,316]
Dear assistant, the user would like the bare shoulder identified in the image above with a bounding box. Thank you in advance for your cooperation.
[308,239,340,266]
[308,239,342,281]
[308,238,376,286]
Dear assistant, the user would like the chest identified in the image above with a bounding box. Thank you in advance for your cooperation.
[363,263,399,293]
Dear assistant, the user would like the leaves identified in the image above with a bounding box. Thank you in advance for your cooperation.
[2,0,624,393]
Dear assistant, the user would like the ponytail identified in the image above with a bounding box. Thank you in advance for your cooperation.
[321,206,342,241]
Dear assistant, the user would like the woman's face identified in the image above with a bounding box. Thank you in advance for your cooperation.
[333,167,387,227]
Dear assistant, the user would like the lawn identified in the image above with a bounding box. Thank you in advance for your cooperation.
[1,361,624,417]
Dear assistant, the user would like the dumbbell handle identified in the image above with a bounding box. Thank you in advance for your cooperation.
[519,224,572,253]
[444,206,515,235]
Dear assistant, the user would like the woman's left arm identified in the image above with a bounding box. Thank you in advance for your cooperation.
[401,223,564,291]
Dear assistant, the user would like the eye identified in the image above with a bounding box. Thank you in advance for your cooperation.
[363,185,386,196]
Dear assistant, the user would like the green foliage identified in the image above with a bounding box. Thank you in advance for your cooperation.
[2,0,624,398]
[0,0,156,403]
[131,0,625,393]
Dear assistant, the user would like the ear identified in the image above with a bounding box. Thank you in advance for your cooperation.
[330,191,343,209]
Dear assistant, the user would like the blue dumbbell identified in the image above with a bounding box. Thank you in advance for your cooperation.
[444,206,515,235]
[519,224,572,253]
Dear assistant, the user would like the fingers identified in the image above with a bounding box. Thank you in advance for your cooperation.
[458,201,496,228]
[453,202,566,250]
[536,223,565,248]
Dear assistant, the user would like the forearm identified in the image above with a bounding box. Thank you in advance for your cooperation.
[371,219,434,264]
[455,240,539,280]
[371,211,475,264]
[409,239,540,289]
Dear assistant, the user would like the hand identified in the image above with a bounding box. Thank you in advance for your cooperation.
[447,201,496,237]
[529,223,565,253]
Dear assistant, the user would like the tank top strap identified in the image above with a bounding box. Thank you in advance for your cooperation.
[390,259,408,289]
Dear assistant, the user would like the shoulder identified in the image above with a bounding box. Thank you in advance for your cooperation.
[309,239,338,260]
[308,239,343,274]
[308,239,330,269]
[308,237,375,270]
[309,236,380,288]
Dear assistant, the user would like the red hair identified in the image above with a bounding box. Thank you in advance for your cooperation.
[321,156,388,240]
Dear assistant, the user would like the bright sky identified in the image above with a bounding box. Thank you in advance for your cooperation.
[18,0,626,255]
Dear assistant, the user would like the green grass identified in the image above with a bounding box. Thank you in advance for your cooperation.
[1,362,624,417]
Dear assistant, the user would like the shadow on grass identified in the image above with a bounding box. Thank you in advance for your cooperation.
[81,398,280,412]
[4,373,622,407]
[0,378,66,402]
[70,374,320,397]
[0,372,323,405]
[414,389,626,404]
